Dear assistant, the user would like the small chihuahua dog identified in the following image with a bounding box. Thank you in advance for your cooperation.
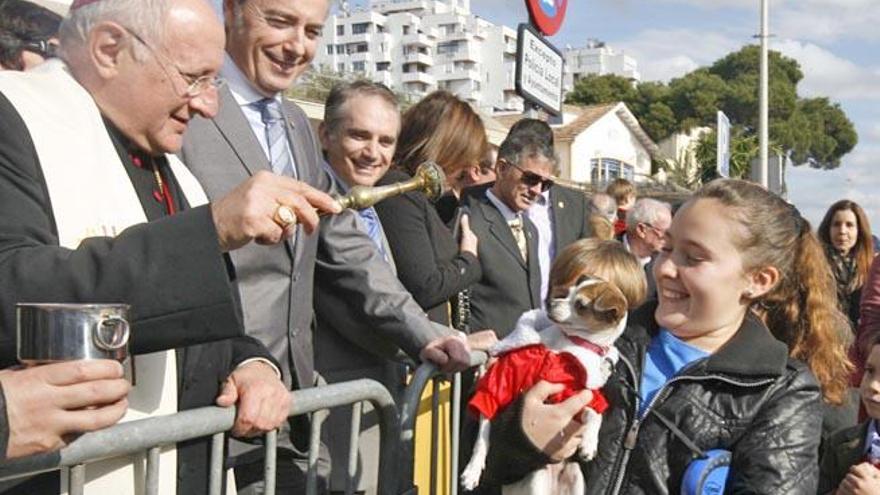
[461,275,629,495]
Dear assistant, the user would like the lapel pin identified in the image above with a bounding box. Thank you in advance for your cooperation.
[558,201,565,209]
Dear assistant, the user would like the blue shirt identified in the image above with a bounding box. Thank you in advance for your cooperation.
[639,329,710,417]
[321,162,389,263]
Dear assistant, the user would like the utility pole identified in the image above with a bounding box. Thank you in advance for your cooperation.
[756,0,769,188]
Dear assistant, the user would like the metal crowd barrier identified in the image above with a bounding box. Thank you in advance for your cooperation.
[0,378,399,495]
[399,351,488,495]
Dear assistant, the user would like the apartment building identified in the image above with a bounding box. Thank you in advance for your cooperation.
[315,0,523,112]
[563,39,640,90]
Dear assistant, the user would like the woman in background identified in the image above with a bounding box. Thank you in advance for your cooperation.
[375,91,489,326]
[819,200,873,330]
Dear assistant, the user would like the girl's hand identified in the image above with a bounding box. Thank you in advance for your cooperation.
[520,381,593,462]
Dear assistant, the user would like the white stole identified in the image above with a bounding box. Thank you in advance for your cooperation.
[0,60,209,495]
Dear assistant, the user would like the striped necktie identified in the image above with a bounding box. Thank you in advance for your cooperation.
[252,97,295,177]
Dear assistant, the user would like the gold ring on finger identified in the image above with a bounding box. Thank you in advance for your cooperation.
[274,204,297,227]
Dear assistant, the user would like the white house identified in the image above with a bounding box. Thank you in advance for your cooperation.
[656,126,711,185]
[550,102,658,184]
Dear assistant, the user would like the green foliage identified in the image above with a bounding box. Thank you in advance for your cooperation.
[564,74,638,107]
[694,129,761,181]
[285,66,350,103]
[564,45,858,170]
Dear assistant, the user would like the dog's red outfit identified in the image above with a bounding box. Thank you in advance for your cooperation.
[469,344,609,420]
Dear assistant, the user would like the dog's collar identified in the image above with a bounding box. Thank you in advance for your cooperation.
[566,335,610,356]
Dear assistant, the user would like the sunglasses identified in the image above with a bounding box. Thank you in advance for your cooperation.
[20,39,58,59]
[504,160,554,192]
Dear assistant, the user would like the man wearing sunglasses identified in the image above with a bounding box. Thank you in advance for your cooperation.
[462,131,556,338]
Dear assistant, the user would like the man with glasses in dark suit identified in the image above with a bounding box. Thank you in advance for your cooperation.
[463,132,556,339]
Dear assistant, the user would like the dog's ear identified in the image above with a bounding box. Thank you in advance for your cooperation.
[593,282,628,324]
[575,274,592,287]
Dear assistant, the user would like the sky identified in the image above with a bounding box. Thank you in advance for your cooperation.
[436,0,880,227]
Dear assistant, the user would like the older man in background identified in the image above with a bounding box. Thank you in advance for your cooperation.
[623,197,672,301]
[0,0,320,491]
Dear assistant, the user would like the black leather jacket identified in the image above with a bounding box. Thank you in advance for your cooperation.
[484,302,823,494]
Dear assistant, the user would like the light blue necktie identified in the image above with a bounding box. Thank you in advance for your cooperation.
[252,97,295,177]
[358,207,389,262]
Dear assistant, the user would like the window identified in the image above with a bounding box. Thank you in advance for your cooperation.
[353,61,366,72]
[590,158,634,183]
[376,62,390,71]
[326,45,333,55]
[335,45,344,54]
[337,63,345,73]
[355,43,368,53]
[352,23,370,35]
[436,41,458,54]
[402,25,410,35]
[336,25,344,36]
[441,23,457,35]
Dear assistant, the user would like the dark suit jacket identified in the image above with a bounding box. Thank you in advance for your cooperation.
[547,184,591,252]
[0,91,275,495]
[0,94,240,363]
[374,168,482,325]
[818,421,869,494]
[644,256,658,304]
[463,190,541,338]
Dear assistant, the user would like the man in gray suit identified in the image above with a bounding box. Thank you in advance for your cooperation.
[314,80,409,494]
[464,133,555,338]
[180,0,471,492]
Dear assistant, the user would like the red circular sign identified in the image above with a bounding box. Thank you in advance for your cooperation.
[526,0,568,36]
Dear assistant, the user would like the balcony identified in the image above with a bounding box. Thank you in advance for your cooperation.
[452,43,481,63]
[340,32,372,44]
[401,32,433,48]
[435,68,480,82]
[349,51,373,62]
[401,71,435,85]
[403,52,433,65]
[373,71,395,88]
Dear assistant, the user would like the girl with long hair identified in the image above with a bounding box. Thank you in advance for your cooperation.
[477,179,851,493]
[818,200,873,329]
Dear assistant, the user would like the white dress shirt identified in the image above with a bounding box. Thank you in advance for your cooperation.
[526,190,554,306]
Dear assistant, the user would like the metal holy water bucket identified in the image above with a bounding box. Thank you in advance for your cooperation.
[16,303,130,364]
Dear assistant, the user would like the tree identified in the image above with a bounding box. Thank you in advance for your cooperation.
[694,129,762,181]
[565,73,638,107]
[564,45,858,170]
[285,66,351,103]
